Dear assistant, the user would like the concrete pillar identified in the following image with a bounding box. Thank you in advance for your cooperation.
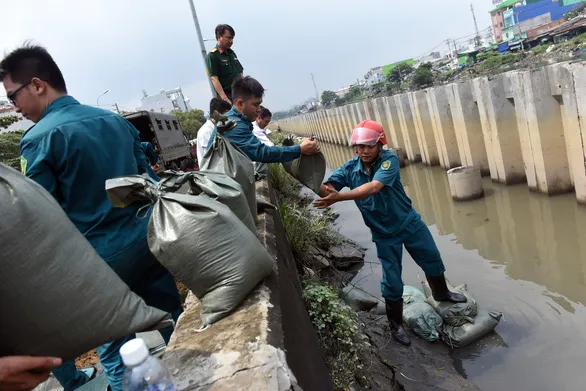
[324,109,336,143]
[394,94,422,162]
[336,107,348,145]
[362,100,375,119]
[409,90,440,166]
[382,97,405,151]
[555,63,586,204]
[472,74,526,184]
[427,85,462,169]
[342,105,354,144]
[349,103,360,126]
[509,68,572,194]
[447,81,490,176]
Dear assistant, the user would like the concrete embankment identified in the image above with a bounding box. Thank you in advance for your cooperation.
[276,61,586,204]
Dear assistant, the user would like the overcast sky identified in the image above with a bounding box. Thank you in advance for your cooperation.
[1,0,494,112]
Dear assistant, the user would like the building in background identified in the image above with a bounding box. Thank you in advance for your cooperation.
[334,86,351,98]
[363,66,385,86]
[139,87,191,113]
[490,0,586,43]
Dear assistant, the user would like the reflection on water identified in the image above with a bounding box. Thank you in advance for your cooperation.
[320,142,586,391]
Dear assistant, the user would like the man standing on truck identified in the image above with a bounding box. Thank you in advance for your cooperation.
[313,120,466,347]
[196,97,231,163]
[206,24,243,104]
[208,76,320,163]
[0,44,182,391]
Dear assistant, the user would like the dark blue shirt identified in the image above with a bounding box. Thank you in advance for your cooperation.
[19,96,153,260]
[325,149,417,238]
[208,107,301,163]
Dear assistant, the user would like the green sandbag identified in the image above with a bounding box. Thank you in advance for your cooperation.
[403,301,443,342]
[0,164,171,360]
[403,285,426,304]
[200,117,257,222]
[441,310,502,348]
[422,281,477,326]
[282,153,327,194]
[106,173,274,326]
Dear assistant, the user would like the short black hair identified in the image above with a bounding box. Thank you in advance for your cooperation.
[209,97,231,115]
[0,44,67,93]
[215,24,235,39]
[259,106,272,119]
[231,76,265,102]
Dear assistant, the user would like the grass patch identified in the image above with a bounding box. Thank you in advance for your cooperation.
[302,280,367,390]
[480,52,519,71]
[531,44,550,55]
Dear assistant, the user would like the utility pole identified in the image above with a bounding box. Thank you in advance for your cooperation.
[311,73,320,105]
[187,0,216,98]
[471,4,482,49]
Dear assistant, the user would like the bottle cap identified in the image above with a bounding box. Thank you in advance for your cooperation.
[120,338,149,367]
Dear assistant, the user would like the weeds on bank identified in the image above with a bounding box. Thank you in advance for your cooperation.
[302,280,368,390]
[268,160,365,390]
[0,130,24,170]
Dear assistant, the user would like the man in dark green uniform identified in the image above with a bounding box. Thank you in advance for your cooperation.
[205,24,243,104]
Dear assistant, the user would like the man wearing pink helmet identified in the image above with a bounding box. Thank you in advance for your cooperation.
[314,120,465,346]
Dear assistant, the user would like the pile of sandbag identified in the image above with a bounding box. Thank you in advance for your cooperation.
[0,164,171,360]
[422,281,502,348]
[106,171,274,326]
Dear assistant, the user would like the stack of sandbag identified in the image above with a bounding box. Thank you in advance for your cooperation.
[281,135,326,194]
[106,171,274,326]
[422,281,502,348]
[200,115,257,222]
[0,163,171,361]
[402,286,443,342]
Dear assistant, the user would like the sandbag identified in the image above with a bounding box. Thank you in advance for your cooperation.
[107,171,256,234]
[282,153,327,194]
[403,285,426,304]
[403,301,443,342]
[280,134,326,194]
[200,117,257,221]
[422,281,478,327]
[441,310,502,348]
[340,286,378,311]
[0,163,171,360]
[106,173,274,326]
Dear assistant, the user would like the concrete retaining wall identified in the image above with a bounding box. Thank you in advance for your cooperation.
[163,181,333,391]
[276,62,586,204]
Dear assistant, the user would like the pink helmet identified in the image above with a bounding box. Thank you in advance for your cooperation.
[349,120,387,146]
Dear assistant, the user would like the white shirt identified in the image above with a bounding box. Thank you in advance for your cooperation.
[252,122,274,147]
[196,120,216,163]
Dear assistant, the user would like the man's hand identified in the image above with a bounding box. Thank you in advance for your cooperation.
[300,138,320,155]
[0,356,62,391]
[313,186,341,209]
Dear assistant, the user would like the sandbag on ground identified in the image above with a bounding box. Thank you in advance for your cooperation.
[441,310,503,348]
[106,173,274,326]
[422,281,478,326]
[0,164,170,360]
[402,286,443,342]
[200,116,257,222]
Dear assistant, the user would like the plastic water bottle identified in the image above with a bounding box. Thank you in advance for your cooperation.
[120,338,177,391]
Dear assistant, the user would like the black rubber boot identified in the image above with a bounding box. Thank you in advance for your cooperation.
[385,299,411,346]
[426,274,467,303]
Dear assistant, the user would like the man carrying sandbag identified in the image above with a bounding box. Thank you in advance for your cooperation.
[0,44,182,391]
[207,76,321,163]
[313,120,466,347]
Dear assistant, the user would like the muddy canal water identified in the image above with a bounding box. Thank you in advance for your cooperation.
[320,142,586,391]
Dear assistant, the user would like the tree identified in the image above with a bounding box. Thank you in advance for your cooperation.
[0,115,21,129]
[171,109,206,139]
[321,90,338,107]
[0,130,24,170]
[412,63,434,88]
[388,63,415,84]
[344,84,362,102]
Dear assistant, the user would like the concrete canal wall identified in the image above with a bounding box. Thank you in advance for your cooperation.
[276,62,586,204]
